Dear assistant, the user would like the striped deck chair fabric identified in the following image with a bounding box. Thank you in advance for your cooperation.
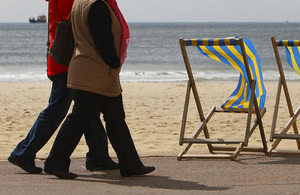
[278,40,300,76]
[187,37,266,109]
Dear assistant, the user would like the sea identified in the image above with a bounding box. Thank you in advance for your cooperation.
[1,22,300,83]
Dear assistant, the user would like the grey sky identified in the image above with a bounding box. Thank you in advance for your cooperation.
[1,0,299,23]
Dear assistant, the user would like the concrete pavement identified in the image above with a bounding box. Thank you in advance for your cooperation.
[1,154,300,194]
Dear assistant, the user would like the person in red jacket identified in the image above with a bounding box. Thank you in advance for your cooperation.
[8,0,117,173]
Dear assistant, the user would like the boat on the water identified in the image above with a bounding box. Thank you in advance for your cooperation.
[29,15,46,23]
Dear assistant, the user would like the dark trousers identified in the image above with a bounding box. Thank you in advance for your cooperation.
[45,90,143,174]
[11,73,111,167]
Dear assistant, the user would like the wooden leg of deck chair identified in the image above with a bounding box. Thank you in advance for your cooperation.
[267,107,300,155]
[177,107,216,160]
[178,82,195,160]
[268,79,283,155]
[281,73,300,150]
[212,108,267,154]
[177,142,193,160]
[294,110,300,150]
[190,107,215,141]
[244,80,268,153]
[191,84,213,153]
[257,114,268,154]
[231,143,244,161]
[270,78,282,142]
[252,93,268,153]
[292,119,300,150]
[252,96,268,153]
[249,108,266,137]
[214,108,266,152]
[290,108,300,149]
[179,81,191,146]
[271,37,300,150]
[282,86,300,150]
[189,81,213,152]
[243,81,255,147]
[280,107,300,138]
[250,108,268,153]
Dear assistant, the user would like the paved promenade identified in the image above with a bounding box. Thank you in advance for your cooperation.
[1,154,300,194]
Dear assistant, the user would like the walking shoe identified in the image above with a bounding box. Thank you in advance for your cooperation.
[86,160,119,171]
[120,166,155,177]
[8,154,42,174]
[44,166,77,179]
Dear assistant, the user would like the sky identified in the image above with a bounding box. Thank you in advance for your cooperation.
[0,0,299,23]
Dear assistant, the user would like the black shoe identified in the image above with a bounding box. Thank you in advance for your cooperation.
[121,166,155,177]
[44,167,77,179]
[86,160,119,171]
[8,154,42,174]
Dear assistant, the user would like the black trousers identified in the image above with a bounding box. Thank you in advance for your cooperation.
[45,90,143,174]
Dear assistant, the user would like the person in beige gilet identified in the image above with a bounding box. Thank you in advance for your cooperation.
[43,0,155,179]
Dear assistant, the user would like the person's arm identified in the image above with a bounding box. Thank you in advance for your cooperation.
[49,0,62,39]
[88,1,120,69]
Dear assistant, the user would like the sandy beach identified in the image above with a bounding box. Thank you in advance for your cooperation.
[1,82,300,160]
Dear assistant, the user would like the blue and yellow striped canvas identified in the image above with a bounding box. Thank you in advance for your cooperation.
[278,40,300,76]
[187,37,266,109]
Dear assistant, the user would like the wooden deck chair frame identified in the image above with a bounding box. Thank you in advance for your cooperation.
[267,36,300,155]
[178,37,268,161]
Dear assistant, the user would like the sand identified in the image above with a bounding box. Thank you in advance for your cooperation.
[1,82,300,160]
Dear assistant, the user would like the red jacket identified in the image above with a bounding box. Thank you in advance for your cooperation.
[46,0,74,76]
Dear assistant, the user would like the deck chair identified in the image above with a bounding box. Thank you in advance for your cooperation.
[178,37,268,161]
[267,36,300,155]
